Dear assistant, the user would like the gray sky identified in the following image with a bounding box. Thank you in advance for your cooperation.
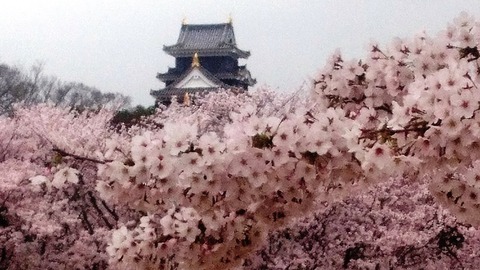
[1,1,480,106]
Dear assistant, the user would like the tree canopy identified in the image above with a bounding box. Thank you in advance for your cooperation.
[0,63,131,115]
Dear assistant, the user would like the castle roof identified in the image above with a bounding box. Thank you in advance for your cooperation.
[163,23,250,58]
[156,65,256,86]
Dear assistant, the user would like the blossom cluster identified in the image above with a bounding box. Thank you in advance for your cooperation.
[246,176,480,269]
[314,11,480,223]
[0,105,129,269]
[98,12,480,269]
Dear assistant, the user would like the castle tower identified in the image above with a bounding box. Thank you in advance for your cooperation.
[151,20,256,105]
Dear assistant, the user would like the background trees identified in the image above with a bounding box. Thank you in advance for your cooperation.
[0,63,131,115]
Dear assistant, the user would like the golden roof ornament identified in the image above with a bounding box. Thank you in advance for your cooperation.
[183,92,191,106]
[182,17,187,25]
[191,52,200,67]
[227,14,233,24]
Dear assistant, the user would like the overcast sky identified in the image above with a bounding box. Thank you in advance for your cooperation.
[1,1,480,106]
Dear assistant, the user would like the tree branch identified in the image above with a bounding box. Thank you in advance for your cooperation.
[52,147,111,164]
[86,191,114,229]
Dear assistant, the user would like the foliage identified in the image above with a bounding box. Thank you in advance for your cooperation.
[110,105,157,129]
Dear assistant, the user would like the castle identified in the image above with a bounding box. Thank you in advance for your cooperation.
[151,20,256,105]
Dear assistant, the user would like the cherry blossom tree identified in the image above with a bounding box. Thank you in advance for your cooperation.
[0,105,138,269]
[246,176,480,269]
[98,12,480,269]
[2,11,480,270]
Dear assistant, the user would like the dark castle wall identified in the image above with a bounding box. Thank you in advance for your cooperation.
[175,56,238,74]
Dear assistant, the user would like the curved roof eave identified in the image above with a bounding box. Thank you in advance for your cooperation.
[163,46,250,58]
